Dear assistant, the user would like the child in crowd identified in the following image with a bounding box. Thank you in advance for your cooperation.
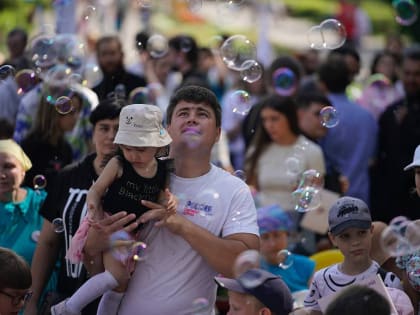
[303,196,412,315]
[51,104,175,315]
[257,204,315,293]
[215,268,294,315]
[0,247,33,315]
[396,144,420,315]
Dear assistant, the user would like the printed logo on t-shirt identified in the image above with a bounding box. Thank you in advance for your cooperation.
[182,200,213,217]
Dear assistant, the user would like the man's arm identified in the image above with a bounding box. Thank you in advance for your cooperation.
[140,200,259,277]
[24,220,60,315]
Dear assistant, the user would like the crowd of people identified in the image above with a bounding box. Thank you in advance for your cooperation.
[0,1,420,314]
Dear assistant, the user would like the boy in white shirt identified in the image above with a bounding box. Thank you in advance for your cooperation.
[303,196,412,315]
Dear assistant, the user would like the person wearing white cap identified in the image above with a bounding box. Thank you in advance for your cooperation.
[404,144,420,197]
[82,85,260,315]
[51,104,176,315]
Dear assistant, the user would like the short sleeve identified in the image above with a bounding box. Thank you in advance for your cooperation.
[222,184,259,237]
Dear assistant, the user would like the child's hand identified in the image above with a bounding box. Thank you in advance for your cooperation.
[164,188,178,215]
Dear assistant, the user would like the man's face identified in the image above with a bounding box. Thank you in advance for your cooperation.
[97,40,124,74]
[402,58,420,96]
[227,291,261,315]
[298,102,328,140]
[167,101,220,151]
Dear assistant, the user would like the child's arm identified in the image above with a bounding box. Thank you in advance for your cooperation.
[87,157,121,219]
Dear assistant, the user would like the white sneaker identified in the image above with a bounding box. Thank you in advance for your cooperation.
[50,299,80,315]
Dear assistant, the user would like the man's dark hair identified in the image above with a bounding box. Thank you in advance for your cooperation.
[318,54,351,93]
[166,85,221,127]
[296,91,332,109]
[89,99,124,126]
[7,27,27,44]
[332,44,361,64]
[168,35,199,67]
[0,118,14,139]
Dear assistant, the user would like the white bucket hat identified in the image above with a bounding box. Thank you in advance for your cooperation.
[404,145,420,171]
[114,104,172,147]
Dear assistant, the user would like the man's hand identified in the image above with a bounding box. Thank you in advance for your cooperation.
[85,211,137,256]
[139,199,188,234]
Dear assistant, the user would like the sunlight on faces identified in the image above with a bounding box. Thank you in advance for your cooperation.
[393,0,418,26]
[272,67,297,96]
[233,249,261,278]
[15,69,37,95]
[147,34,169,59]
[33,174,47,190]
[82,62,103,88]
[320,106,339,128]
[277,249,294,269]
[52,218,64,233]
[229,90,252,116]
[0,65,16,80]
[220,35,257,71]
[240,60,263,83]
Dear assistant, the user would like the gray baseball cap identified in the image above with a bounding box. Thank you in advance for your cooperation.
[328,196,372,235]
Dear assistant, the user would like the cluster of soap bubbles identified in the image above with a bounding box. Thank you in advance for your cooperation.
[307,19,347,50]
[393,0,418,26]
[292,169,323,213]
[381,216,420,257]
[220,34,262,84]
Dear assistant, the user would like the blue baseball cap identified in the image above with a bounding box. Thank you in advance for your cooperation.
[257,204,292,235]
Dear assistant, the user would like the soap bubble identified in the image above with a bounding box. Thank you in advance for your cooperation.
[320,106,339,128]
[272,67,297,96]
[55,96,74,115]
[220,35,257,71]
[240,60,263,83]
[0,65,16,80]
[15,69,37,95]
[292,186,321,213]
[52,218,64,233]
[393,0,418,26]
[229,90,252,116]
[33,174,47,190]
[277,249,294,269]
[319,19,347,50]
[233,249,260,278]
[147,34,169,58]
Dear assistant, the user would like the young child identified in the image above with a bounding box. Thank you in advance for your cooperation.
[51,104,175,315]
[215,268,294,315]
[303,196,412,315]
[396,144,420,315]
[257,204,315,293]
[0,247,33,315]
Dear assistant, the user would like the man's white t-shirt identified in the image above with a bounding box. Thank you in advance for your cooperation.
[118,165,259,315]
